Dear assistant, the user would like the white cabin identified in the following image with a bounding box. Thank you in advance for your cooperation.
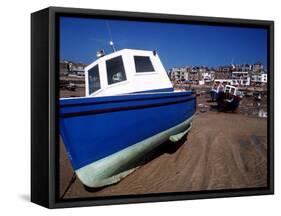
[84,49,173,97]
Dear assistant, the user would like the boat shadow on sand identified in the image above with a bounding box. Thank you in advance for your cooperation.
[208,103,240,113]
[83,134,189,193]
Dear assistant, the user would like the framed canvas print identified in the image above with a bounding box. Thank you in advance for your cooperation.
[31,6,274,208]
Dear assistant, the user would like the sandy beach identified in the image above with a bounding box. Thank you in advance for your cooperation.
[59,92,267,199]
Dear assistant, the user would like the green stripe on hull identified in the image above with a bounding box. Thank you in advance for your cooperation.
[169,123,193,142]
[76,115,194,188]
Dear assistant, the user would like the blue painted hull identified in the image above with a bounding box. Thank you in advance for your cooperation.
[60,91,196,185]
[210,89,219,101]
[218,97,241,110]
[216,92,241,111]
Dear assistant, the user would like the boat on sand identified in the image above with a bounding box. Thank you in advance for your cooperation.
[60,49,196,187]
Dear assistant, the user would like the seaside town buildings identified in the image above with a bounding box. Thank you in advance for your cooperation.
[60,60,87,77]
[60,60,267,87]
[168,62,267,86]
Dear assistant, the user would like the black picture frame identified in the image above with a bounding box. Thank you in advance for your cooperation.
[31,6,274,208]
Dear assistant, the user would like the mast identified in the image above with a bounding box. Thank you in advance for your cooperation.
[109,41,116,52]
[106,21,116,52]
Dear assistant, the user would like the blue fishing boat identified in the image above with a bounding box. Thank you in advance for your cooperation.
[210,80,231,102]
[60,48,196,187]
[210,83,242,111]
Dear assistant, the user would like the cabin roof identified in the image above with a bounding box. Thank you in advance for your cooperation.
[85,49,156,71]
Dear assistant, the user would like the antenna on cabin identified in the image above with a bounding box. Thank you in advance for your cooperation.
[106,21,117,52]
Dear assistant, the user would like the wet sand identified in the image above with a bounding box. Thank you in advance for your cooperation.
[59,107,267,199]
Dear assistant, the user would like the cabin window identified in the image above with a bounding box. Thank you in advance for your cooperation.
[134,56,155,72]
[88,65,101,94]
[106,56,127,85]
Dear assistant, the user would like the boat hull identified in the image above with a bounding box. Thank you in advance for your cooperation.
[60,91,196,187]
[210,90,241,111]
[76,116,194,187]
[210,89,219,101]
[217,93,241,110]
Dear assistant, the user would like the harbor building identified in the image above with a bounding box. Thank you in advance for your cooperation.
[251,72,267,85]
[169,67,189,81]
[60,60,87,77]
[232,71,251,86]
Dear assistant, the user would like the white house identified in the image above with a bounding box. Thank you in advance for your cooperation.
[232,71,251,86]
[169,67,189,81]
[261,73,267,83]
[251,73,267,84]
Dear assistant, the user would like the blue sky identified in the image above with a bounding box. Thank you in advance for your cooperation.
[60,16,268,70]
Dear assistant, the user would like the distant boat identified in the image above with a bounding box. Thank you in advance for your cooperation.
[253,92,262,101]
[210,80,232,102]
[60,49,196,187]
[210,83,242,111]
